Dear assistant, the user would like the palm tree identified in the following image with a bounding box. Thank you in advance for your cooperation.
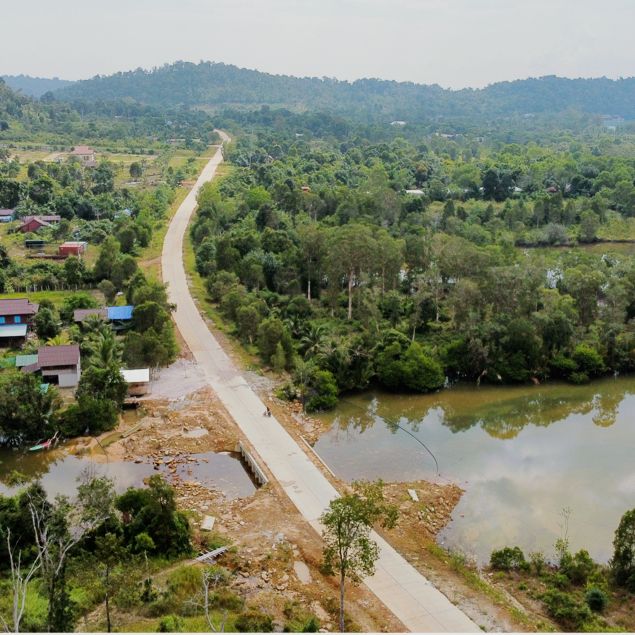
[46,333,71,346]
[87,330,122,370]
[299,323,327,358]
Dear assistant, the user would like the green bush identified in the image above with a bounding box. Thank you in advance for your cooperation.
[376,337,444,393]
[585,587,608,613]
[572,344,605,377]
[569,371,590,384]
[305,369,339,412]
[561,549,596,585]
[235,609,274,632]
[541,589,592,630]
[157,615,184,632]
[490,546,528,572]
[611,508,635,589]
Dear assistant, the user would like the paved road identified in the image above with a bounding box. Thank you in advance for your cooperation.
[161,134,479,633]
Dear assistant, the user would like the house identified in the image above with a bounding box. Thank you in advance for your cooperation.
[71,145,96,168]
[22,345,81,388]
[121,368,150,397]
[58,241,87,257]
[73,308,108,323]
[107,305,134,331]
[73,305,134,330]
[19,215,61,233]
[114,208,133,219]
[0,299,39,343]
[15,354,39,368]
[0,209,15,223]
[25,239,47,250]
[405,189,425,196]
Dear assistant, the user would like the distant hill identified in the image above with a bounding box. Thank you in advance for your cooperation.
[52,61,635,121]
[3,74,74,98]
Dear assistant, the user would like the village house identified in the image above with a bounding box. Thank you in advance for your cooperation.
[71,145,97,167]
[0,298,39,344]
[19,215,61,233]
[58,241,87,257]
[121,368,150,397]
[73,305,134,331]
[22,344,81,388]
[0,209,15,223]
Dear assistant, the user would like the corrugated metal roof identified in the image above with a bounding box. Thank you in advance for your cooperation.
[107,305,133,321]
[16,354,39,367]
[0,298,39,316]
[0,324,28,337]
[121,368,150,383]
[74,308,107,322]
[37,345,80,367]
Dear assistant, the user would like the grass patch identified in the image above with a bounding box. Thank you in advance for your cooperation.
[0,289,100,306]
[425,543,537,629]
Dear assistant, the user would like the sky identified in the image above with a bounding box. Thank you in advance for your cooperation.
[2,0,635,89]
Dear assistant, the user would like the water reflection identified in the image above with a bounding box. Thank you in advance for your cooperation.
[0,448,256,501]
[314,377,635,563]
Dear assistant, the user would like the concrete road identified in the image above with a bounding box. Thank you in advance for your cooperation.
[161,133,479,633]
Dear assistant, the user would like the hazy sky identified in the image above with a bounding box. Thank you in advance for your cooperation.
[3,0,634,88]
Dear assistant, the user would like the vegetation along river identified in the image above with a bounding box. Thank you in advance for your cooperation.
[314,376,635,565]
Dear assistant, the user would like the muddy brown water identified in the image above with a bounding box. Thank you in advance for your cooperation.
[0,449,256,501]
[314,377,635,564]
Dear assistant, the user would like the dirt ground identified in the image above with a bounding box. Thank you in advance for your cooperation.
[94,385,403,632]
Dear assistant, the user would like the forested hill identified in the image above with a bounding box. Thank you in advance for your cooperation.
[52,61,635,121]
[2,74,74,97]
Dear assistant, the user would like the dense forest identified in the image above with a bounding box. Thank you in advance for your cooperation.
[2,74,74,97]
[52,62,635,121]
[188,113,635,410]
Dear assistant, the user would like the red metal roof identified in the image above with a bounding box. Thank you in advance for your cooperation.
[71,145,94,155]
[0,298,39,316]
[21,215,61,224]
[37,345,80,367]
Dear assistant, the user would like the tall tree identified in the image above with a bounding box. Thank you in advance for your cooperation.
[326,224,376,320]
[320,481,398,632]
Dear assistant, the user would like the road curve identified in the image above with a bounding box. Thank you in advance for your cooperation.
[161,133,479,633]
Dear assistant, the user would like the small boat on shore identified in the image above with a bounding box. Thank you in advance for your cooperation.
[28,431,59,453]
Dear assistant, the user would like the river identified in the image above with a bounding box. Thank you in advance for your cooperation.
[313,376,635,564]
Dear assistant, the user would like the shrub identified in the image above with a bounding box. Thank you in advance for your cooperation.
[157,615,184,632]
[611,508,635,588]
[572,344,605,377]
[541,589,592,630]
[235,610,274,632]
[376,338,444,393]
[490,546,528,572]
[585,587,608,613]
[561,549,596,585]
[305,369,339,413]
[529,551,547,576]
[569,371,590,384]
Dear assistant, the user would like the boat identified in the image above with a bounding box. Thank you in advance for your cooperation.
[28,431,59,452]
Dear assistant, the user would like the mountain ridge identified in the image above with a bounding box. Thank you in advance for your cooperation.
[6,61,635,121]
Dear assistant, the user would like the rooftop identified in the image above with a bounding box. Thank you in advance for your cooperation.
[37,344,80,368]
[0,324,28,338]
[121,368,150,384]
[0,298,39,316]
[0,209,15,216]
[15,354,39,367]
[21,215,61,223]
[107,305,134,321]
[71,145,95,155]
[73,308,107,322]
